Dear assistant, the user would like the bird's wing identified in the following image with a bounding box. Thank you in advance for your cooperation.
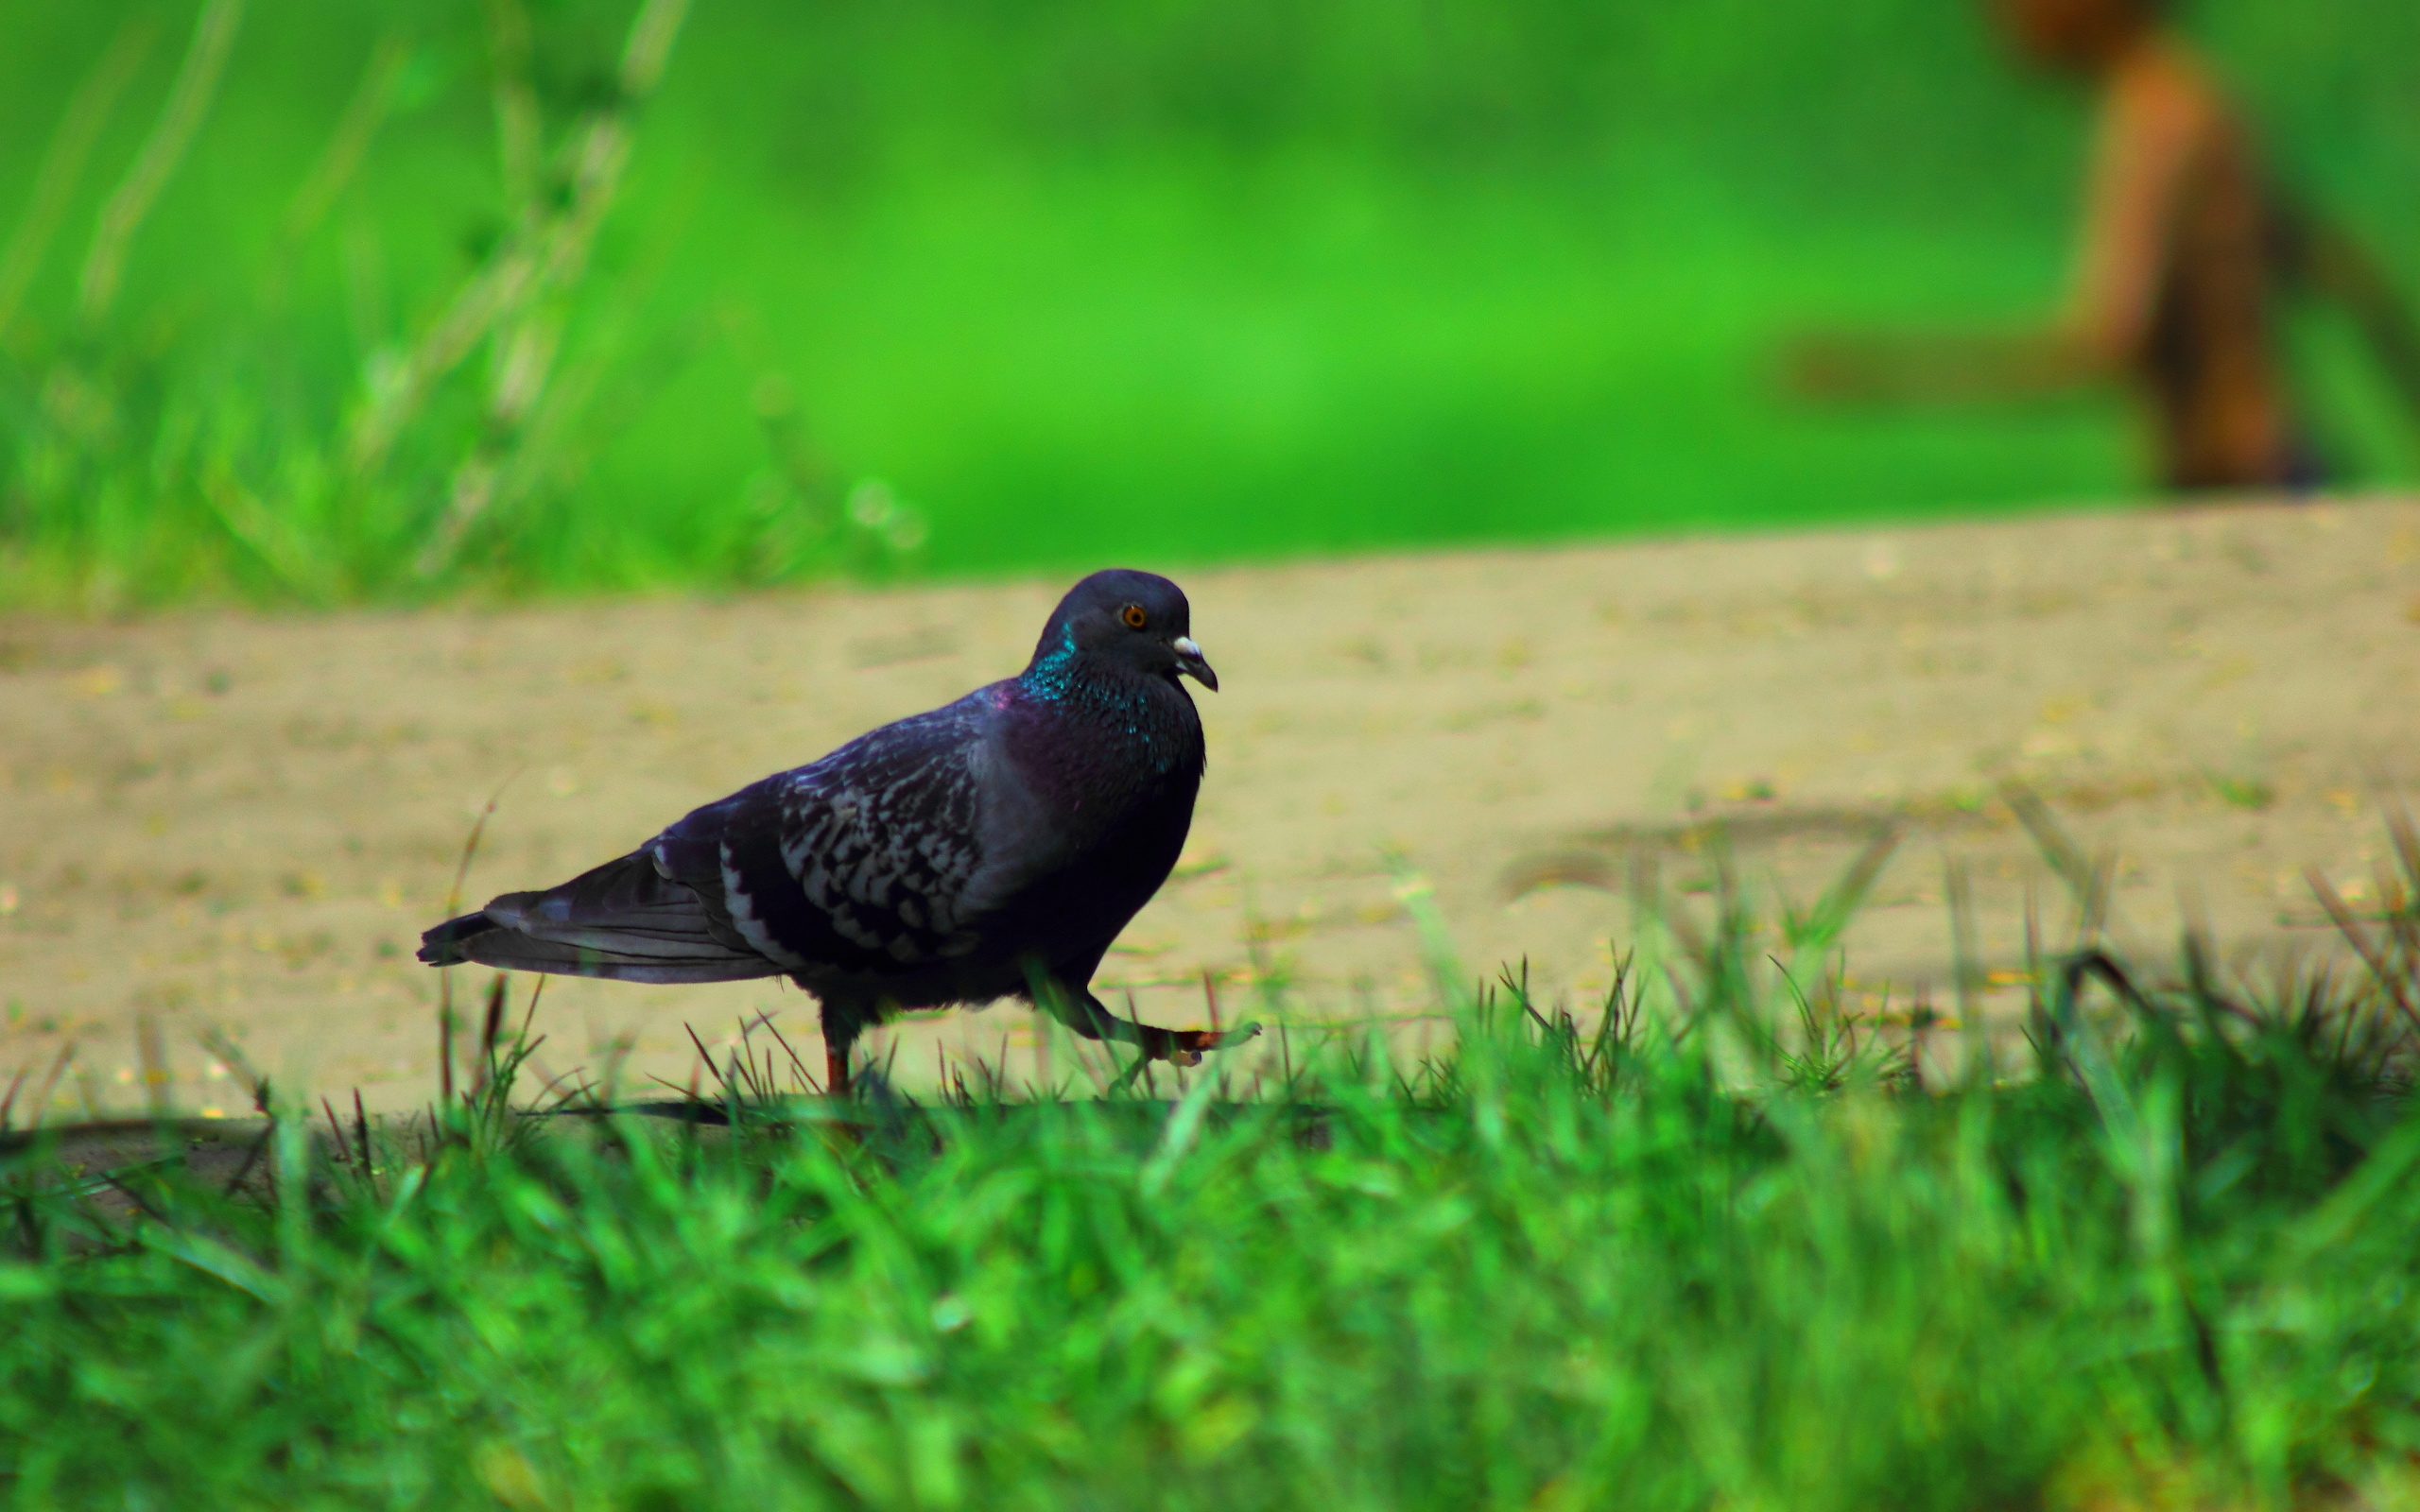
[419,850,782,983]
[647,694,1031,976]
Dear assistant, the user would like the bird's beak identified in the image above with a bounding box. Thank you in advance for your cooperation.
[1171,635,1218,692]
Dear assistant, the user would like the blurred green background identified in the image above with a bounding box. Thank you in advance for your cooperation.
[0,0,2412,606]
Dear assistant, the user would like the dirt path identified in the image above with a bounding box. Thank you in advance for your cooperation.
[5,496,2416,1114]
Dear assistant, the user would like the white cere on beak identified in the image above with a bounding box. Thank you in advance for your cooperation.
[1169,634,1218,690]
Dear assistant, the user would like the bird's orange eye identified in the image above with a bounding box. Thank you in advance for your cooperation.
[1120,604,1148,629]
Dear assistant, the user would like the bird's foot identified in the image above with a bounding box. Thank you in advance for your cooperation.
[1157,1021,1262,1067]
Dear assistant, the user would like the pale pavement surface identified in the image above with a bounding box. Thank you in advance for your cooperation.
[3,496,2415,1114]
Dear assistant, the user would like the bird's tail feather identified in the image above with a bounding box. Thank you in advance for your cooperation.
[417,851,782,985]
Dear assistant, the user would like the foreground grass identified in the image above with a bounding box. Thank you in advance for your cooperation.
[5,887,2419,1509]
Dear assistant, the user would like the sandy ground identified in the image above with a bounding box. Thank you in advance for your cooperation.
[4,496,2417,1117]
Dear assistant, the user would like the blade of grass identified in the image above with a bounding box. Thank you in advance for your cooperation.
[78,0,247,323]
[0,13,155,337]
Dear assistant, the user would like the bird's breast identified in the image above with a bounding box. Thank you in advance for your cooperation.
[995,709,1196,837]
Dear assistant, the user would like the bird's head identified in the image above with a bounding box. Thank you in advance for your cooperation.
[1031,569,1218,692]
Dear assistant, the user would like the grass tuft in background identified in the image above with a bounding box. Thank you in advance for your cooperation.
[0,0,2412,609]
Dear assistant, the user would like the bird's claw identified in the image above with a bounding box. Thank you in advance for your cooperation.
[1160,1020,1263,1065]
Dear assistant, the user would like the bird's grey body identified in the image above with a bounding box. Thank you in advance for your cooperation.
[419,570,1248,1091]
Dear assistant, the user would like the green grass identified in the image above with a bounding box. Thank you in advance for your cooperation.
[6,850,2419,1508]
[0,0,2414,607]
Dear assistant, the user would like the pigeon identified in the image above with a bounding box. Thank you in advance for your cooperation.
[418,569,1255,1095]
